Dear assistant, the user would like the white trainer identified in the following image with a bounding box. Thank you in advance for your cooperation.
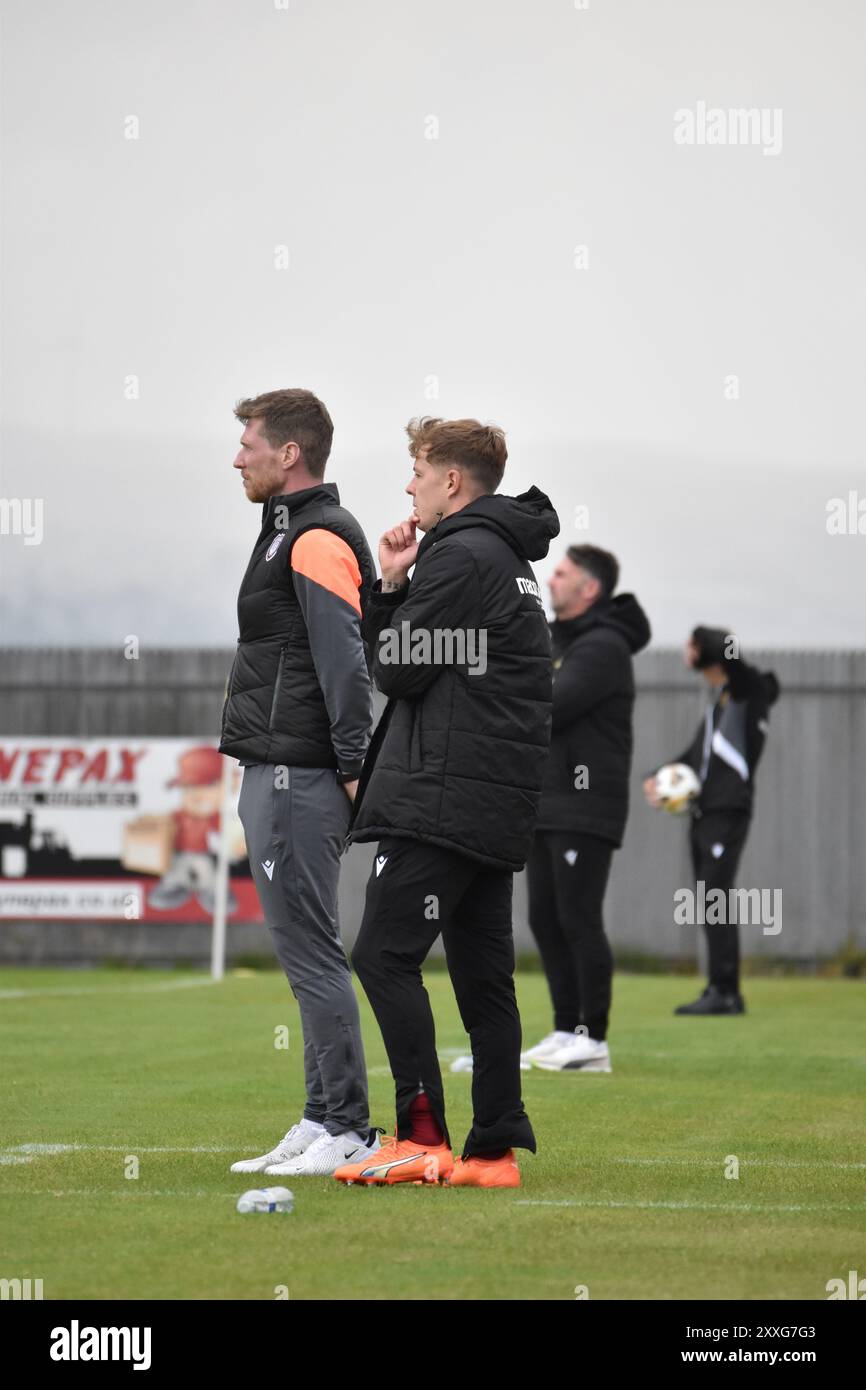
[265,1128,380,1177]
[520,1030,577,1066]
[230,1117,325,1173]
[449,1054,531,1073]
[533,1035,612,1073]
[449,1054,474,1073]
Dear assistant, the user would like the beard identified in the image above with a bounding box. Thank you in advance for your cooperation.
[243,475,271,503]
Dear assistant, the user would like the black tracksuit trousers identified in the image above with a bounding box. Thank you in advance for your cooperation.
[351,835,537,1160]
[526,830,615,1041]
[689,809,751,994]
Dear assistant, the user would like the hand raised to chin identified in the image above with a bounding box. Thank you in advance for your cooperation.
[379,516,418,584]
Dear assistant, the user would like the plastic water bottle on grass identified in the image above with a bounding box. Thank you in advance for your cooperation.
[236,1186,294,1213]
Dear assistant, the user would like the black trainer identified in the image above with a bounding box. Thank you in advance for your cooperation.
[674,985,746,1016]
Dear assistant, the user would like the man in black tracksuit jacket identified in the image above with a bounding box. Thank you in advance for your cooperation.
[524,544,651,1073]
[336,415,560,1189]
[644,626,780,1015]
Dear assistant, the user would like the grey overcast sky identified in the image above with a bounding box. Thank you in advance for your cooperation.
[1,0,864,648]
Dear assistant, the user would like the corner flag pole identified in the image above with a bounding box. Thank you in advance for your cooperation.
[211,756,233,981]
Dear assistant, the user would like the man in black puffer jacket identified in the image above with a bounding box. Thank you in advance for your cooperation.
[335,416,560,1191]
[522,545,651,1076]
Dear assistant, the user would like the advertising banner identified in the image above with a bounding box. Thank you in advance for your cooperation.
[0,739,262,922]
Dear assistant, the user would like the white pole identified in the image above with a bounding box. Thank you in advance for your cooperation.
[211,756,233,982]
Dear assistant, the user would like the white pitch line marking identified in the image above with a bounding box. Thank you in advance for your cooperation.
[0,977,215,1001]
[611,1156,866,1170]
[0,1191,860,1211]
[516,1199,866,1213]
[0,1189,247,1198]
[5,1145,864,1169]
[2,1143,240,1156]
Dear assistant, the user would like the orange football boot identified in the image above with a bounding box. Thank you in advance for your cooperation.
[334,1136,454,1185]
[445,1150,521,1187]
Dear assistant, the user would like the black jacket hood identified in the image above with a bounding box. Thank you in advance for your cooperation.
[762,672,781,705]
[727,663,781,705]
[417,486,560,563]
[552,593,652,655]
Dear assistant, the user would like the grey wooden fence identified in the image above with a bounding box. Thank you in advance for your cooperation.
[0,647,863,965]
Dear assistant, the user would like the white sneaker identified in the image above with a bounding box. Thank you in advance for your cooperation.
[265,1127,380,1177]
[449,1053,531,1073]
[449,1054,474,1073]
[230,1117,325,1173]
[533,1035,612,1073]
[520,1030,576,1066]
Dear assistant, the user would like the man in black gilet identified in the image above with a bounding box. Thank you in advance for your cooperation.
[220,388,382,1177]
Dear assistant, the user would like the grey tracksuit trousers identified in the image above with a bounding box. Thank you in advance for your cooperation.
[237,763,370,1137]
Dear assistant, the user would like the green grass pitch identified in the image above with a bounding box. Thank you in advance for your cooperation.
[1,967,864,1300]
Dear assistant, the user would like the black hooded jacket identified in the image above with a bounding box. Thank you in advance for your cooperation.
[345,487,561,871]
[533,594,652,845]
[672,654,781,817]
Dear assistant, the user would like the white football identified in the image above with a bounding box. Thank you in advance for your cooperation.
[654,762,701,815]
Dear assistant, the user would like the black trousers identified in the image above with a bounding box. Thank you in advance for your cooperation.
[351,835,536,1160]
[689,809,751,994]
[526,830,615,1041]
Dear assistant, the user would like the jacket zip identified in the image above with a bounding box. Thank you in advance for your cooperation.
[220,647,239,734]
[268,647,287,729]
